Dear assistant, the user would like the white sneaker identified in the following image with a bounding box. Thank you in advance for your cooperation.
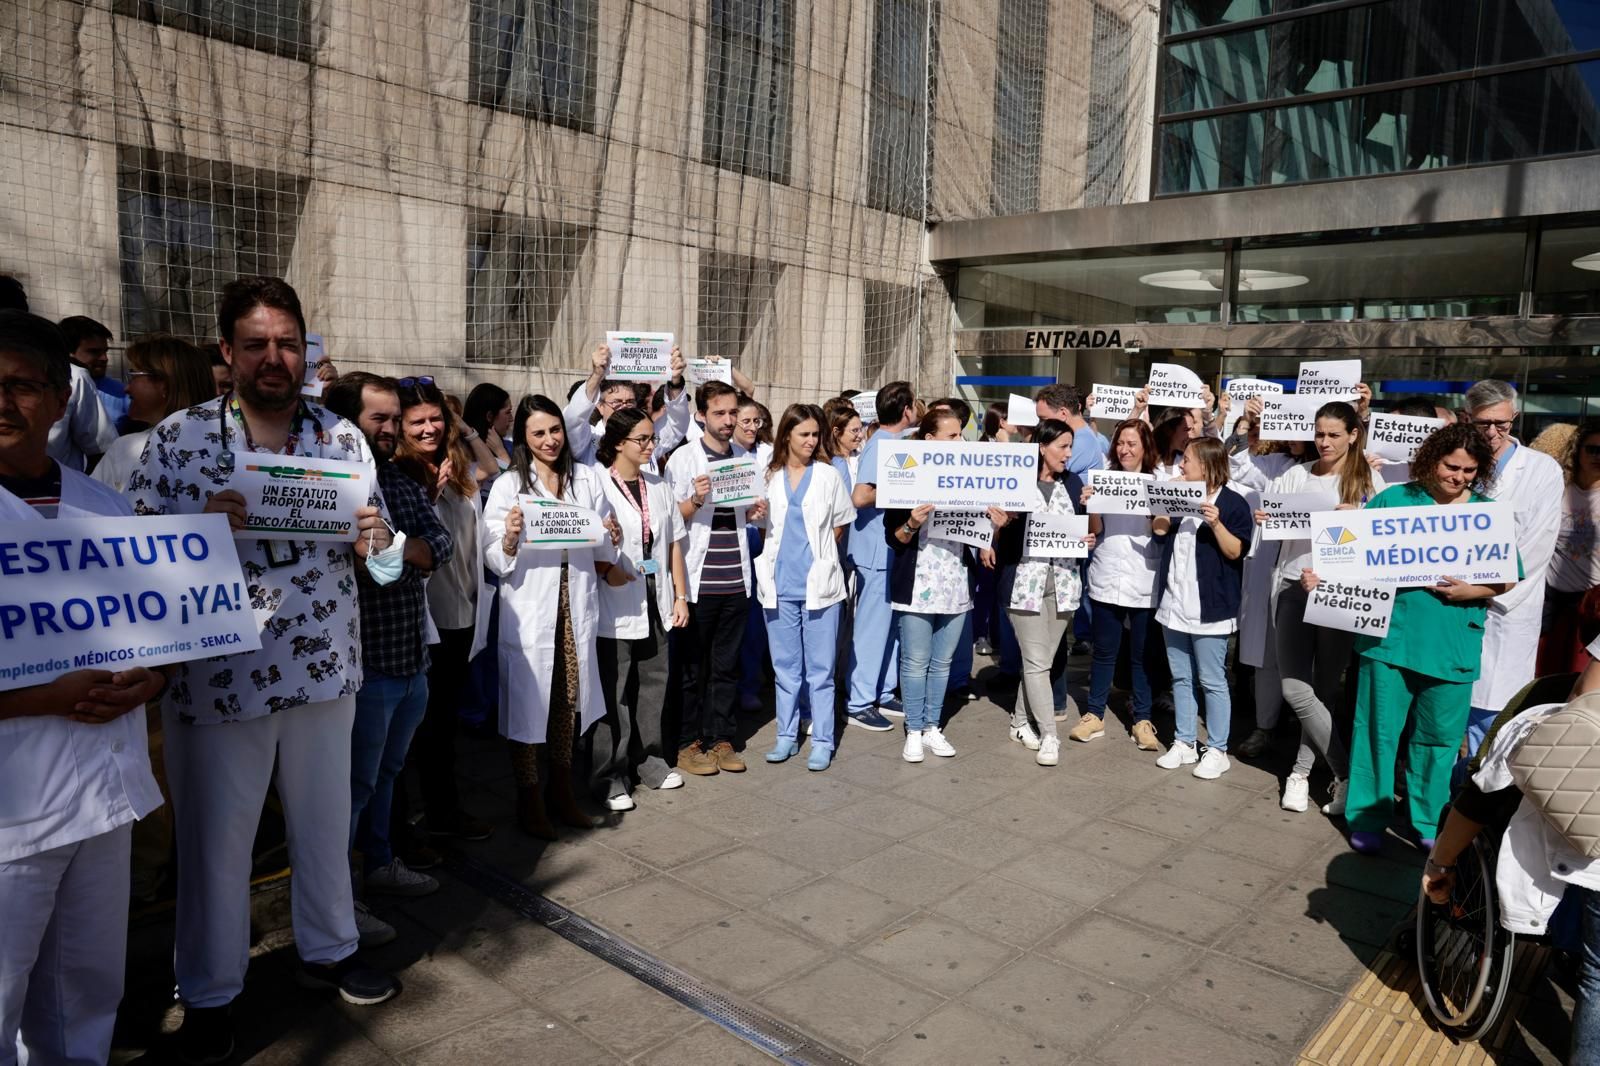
[1322,778,1348,816]
[801,718,813,736]
[607,793,636,812]
[1192,748,1231,780]
[922,726,957,758]
[902,731,925,763]
[1036,735,1061,767]
[354,901,396,948]
[1009,722,1041,750]
[658,771,684,790]
[364,858,439,897]
[1281,772,1310,812]
[1156,741,1198,769]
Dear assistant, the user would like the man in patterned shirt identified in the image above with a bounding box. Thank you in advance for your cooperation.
[127,278,400,1063]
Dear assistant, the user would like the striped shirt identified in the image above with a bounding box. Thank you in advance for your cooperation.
[698,440,746,595]
[0,466,62,518]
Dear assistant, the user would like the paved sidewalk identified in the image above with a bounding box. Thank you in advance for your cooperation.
[115,665,1573,1064]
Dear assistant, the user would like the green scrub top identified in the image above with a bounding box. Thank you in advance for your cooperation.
[1352,483,1522,683]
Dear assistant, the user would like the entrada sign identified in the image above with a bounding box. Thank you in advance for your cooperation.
[1024,329,1128,350]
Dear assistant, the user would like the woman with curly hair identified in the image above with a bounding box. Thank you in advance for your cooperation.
[1302,423,1520,854]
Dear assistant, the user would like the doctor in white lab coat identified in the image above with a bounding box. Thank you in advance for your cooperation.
[1462,380,1564,752]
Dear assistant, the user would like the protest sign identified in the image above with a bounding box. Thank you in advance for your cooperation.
[849,392,878,424]
[1368,413,1447,463]
[706,455,762,506]
[1085,469,1152,514]
[1296,360,1362,401]
[1308,501,1516,585]
[1089,384,1138,421]
[1225,378,1283,402]
[1144,363,1206,407]
[231,453,372,542]
[1259,395,1321,441]
[684,358,733,388]
[1006,393,1040,427]
[1147,480,1209,519]
[1304,580,1394,638]
[517,496,607,549]
[874,441,1041,511]
[605,332,674,381]
[0,514,263,693]
[1259,489,1340,541]
[1024,513,1091,558]
[927,509,996,549]
[301,333,326,397]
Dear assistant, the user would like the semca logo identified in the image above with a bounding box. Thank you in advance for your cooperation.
[889,453,918,470]
[1316,526,1358,546]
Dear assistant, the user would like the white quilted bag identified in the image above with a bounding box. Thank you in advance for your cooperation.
[1509,692,1600,859]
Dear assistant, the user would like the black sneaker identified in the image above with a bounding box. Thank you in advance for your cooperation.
[296,955,401,1006]
[176,1003,234,1065]
[845,707,894,732]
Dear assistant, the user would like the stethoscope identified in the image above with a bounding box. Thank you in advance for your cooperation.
[217,393,236,473]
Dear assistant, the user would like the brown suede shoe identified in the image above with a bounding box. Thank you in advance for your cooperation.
[1131,720,1160,751]
[709,740,747,773]
[677,741,720,776]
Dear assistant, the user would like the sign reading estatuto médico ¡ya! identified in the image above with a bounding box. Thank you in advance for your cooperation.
[517,496,608,549]
[230,452,372,542]
[1085,469,1152,514]
[1308,502,1517,585]
[0,514,263,693]
[1367,413,1448,463]
[874,442,1041,511]
[1303,579,1394,637]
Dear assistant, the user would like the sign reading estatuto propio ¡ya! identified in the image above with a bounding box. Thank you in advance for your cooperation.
[1367,413,1448,463]
[874,441,1041,511]
[1259,488,1339,541]
[927,509,996,549]
[1089,384,1139,421]
[1308,502,1517,585]
[1303,579,1394,637]
[1024,513,1091,558]
[1085,469,1152,514]
[0,514,263,693]
[706,455,762,506]
[606,331,674,381]
[230,452,371,542]
[517,496,608,549]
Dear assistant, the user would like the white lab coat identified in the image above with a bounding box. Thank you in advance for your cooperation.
[1472,443,1564,712]
[432,485,496,662]
[753,461,855,610]
[665,435,756,600]
[46,365,117,472]
[1225,450,1299,668]
[595,465,685,639]
[482,465,615,744]
[562,386,692,468]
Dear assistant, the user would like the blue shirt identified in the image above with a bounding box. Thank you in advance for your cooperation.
[850,427,906,571]
[775,466,814,600]
[1066,423,1107,478]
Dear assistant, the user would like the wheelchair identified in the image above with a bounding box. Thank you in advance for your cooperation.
[1411,672,1580,1042]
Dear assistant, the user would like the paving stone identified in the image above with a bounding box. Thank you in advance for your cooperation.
[944,749,1051,791]
[761,876,918,948]
[338,952,522,1055]
[870,1001,1070,1066]
[1220,912,1381,992]
[931,873,1085,949]
[679,846,819,909]
[1041,912,1200,993]
[541,964,707,1057]
[756,957,942,1056]
[1105,793,1236,839]
[827,793,951,837]
[571,876,735,949]
[595,808,742,871]
[1261,880,1412,949]
[1156,774,1263,813]
[961,954,1144,1053]
[682,794,809,840]
[992,845,1140,907]
[759,772,877,813]
[1095,1004,1282,1066]
[835,843,985,907]
[658,912,826,996]
[634,1021,783,1065]
[891,767,1018,814]
[1164,954,1340,1050]
[1098,879,1246,947]
[444,909,604,1001]
[399,1006,616,1065]
[854,915,1020,996]
[1313,849,1424,906]
[963,791,1093,844]
[1151,846,1287,907]
[521,836,655,907]
[1055,818,1176,870]
[1202,816,1333,871]
[225,990,392,1066]
[828,747,940,790]
[747,816,895,873]
[904,816,1036,869]
[1015,770,1138,819]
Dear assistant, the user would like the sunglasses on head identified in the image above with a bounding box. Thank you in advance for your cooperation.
[398,376,436,390]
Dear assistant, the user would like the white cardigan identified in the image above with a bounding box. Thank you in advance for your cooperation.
[753,461,855,610]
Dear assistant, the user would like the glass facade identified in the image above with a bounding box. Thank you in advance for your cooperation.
[954,245,1227,328]
[1157,0,1600,194]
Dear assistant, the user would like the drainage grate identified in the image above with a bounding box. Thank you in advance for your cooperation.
[442,848,865,1066]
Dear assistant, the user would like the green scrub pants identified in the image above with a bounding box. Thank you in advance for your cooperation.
[1346,657,1473,838]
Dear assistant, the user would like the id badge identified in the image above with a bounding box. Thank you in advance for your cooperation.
[263,539,301,568]
[638,558,660,577]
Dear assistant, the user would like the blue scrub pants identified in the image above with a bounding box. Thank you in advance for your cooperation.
[767,600,842,751]
[847,565,898,713]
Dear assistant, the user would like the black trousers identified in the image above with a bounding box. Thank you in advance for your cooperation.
[392,626,471,839]
[679,591,747,749]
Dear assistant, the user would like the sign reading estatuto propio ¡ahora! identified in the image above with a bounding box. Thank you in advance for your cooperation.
[1295,360,1362,401]
[606,332,673,381]
[1144,363,1207,408]
[1147,480,1209,520]
[1259,395,1321,441]
[706,455,762,506]
[1308,501,1517,585]
[230,452,372,542]
[1367,413,1448,463]
[517,496,608,549]
[927,509,996,549]
[0,514,263,693]
[1085,469,1152,514]
[1259,488,1340,541]
[1303,579,1394,637]
[874,441,1041,511]
[684,358,733,388]
[1024,513,1091,558]
[1089,384,1139,422]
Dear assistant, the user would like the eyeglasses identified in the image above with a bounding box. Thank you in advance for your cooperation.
[398,376,435,389]
[0,377,52,404]
[1583,444,1600,459]
[626,434,659,447]
[125,370,157,383]
[601,395,636,410]
[737,417,765,429]
[1469,417,1514,431]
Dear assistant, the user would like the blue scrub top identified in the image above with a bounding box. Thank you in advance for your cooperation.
[850,427,905,571]
[775,465,814,601]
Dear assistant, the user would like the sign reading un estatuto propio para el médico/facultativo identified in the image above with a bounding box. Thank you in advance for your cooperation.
[873,441,1041,511]
[230,452,372,542]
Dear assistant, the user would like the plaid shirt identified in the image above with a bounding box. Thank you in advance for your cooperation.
[356,461,453,677]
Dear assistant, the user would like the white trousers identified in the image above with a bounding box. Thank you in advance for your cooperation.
[0,822,132,1066]
[163,698,359,1008]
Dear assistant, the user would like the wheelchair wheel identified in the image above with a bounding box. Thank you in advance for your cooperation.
[1415,835,1517,1042]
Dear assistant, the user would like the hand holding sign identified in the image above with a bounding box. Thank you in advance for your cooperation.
[1304,579,1394,637]
[849,392,878,425]
[518,496,608,549]
[685,357,734,388]
[606,332,674,382]
[1368,413,1448,462]
[927,509,996,548]
[1089,384,1138,422]
[706,456,761,506]
[1259,489,1339,540]
[1085,469,1151,514]
[1225,378,1283,403]
[230,453,374,542]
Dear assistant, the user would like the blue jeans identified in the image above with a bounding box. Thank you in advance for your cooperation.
[1576,887,1600,1064]
[767,600,842,751]
[1164,629,1231,751]
[1464,706,1499,757]
[847,566,898,712]
[1087,599,1154,722]
[949,611,973,692]
[897,611,965,733]
[351,669,429,870]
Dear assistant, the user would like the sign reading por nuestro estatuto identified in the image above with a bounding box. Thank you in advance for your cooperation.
[875,441,1041,511]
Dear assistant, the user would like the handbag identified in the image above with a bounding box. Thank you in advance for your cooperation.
[1508,692,1600,858]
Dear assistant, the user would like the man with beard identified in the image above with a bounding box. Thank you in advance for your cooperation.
[324,372,452,948]
[128,278,399,1064]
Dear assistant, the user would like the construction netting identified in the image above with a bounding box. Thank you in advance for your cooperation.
[0,0,1157,406]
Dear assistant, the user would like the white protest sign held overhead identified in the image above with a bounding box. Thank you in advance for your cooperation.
[684,358,733,388]
[1368,413,1448,463]
[1024,513,1091,558]
[1259,395,1321,441]
[849,392,878,425]
[301,333,326,398]
[874,441,1041,511]
[1309,502,1516,586]
[1085,469,1152,514]
[517,496,608,550]
[0,514,263,693]
[1225,378,1284,402]
[706,455,762,506]
[1144,363,1207,408]
[605,331,674,381]
[230,453,373,542]
[1006,393,1040,428]
[1304,580,1395,638]
[1295,360,1362,401]
[1089,384,1139,422]
[1147,480,1209,519]
[927,509,996,549]
[1259,489,1340,541]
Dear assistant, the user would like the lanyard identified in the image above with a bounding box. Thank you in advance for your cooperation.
[609,467,651,553]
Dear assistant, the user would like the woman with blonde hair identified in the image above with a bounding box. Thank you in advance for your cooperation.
[93,335,215,492]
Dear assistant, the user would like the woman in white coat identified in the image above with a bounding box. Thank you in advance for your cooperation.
[483,394,619,839]
[591,408,691,811]
[756,404,855,771]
